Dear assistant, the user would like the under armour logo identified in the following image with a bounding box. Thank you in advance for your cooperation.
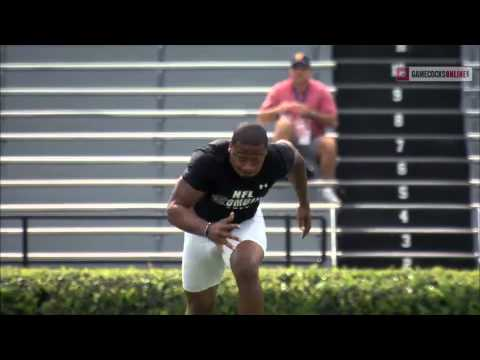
[259,183,269,190]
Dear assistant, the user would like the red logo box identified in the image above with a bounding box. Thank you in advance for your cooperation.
[396,67,409,81]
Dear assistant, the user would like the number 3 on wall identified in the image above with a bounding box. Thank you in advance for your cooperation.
[401,234,412,248]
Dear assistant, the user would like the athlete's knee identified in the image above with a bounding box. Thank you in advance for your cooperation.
[231,241,263,283]
[232,261,259,283]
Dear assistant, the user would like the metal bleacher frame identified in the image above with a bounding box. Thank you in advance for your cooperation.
[0,48,479,268]
[0,56,340,266]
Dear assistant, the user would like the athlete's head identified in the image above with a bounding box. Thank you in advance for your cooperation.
[289,52,312,88]
[229,123,268,178]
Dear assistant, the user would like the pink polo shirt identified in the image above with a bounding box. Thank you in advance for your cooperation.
[259,78,337,138]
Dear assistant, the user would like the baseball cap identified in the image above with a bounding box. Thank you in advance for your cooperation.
[291,52,311,68]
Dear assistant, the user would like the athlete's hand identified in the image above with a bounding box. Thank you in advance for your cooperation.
[207,212,241,250]
[297,205,311,239]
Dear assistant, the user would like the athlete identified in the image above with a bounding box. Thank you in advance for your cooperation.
[167,123,311,315]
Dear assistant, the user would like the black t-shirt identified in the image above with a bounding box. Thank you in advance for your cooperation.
[182,140,295,223]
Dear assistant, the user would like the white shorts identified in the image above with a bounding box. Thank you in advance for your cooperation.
[182,208,267,293]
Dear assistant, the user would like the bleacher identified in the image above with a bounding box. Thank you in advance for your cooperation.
[334,45,479,268]
[0,45,478,268]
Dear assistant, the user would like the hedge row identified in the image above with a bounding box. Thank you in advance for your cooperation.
[1,266,479,314]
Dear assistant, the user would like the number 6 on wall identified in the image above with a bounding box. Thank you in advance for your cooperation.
[397,162,408,176]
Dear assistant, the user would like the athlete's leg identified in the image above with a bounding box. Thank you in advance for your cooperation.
[182,232,225,315]
[273,115,295,142]
[185,285,218,315]
[230,240,265,315]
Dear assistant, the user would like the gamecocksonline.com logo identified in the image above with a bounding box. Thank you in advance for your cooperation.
[395,66,472,82]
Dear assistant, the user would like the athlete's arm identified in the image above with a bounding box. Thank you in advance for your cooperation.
[167,179,209,237]
[276,140,311,237]
[167,179,240,249]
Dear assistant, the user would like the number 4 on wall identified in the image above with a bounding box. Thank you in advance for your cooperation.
[399,210,409,224]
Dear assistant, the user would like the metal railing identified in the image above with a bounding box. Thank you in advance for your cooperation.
[1,155,478,164]
[1,109,479,117]
[0,214,328,268]
[1,178,478,188]
[0,61,337,70]
[0,86,337,95]
[1,131,478,141]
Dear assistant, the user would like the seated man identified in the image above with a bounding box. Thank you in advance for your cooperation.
[257,52,340,203]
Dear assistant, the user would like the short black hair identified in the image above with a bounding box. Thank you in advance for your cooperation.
[231,122,268,147]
